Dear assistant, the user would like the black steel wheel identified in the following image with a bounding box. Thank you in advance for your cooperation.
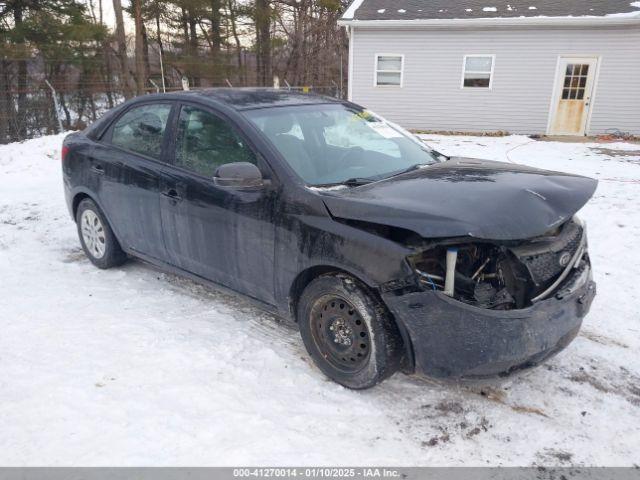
[310,295,372,373]
[298,274,403,389]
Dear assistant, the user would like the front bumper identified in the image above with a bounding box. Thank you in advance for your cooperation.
[382,265,596,380]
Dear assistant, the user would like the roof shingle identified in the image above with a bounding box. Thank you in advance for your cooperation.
[342,0,640,21]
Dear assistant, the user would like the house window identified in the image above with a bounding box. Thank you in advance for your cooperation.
[375,54,403,87]
[562,64,589,100]
[462,55,495,88]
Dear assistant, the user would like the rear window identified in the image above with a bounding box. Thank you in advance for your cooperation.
[110,104,172,160]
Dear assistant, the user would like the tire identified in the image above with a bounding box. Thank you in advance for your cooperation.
[297,274,403,389]
[76,198,127,269]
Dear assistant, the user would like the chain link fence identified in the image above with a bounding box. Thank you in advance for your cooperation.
[0,56,345,144]
[0,78,343,145]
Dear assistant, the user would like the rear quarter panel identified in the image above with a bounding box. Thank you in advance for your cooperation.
[62,132,100,219]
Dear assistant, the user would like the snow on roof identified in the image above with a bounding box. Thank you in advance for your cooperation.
[342,0,366,19]
[340,0,640,22]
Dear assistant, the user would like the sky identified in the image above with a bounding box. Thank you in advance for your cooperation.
[88,0,132,30]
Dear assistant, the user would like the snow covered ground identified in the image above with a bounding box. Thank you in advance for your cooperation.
[1,133,639,466]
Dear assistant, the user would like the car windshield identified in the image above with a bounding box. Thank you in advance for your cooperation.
[245,103,441,186]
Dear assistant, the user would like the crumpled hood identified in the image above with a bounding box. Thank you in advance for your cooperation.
[319,158,598,241]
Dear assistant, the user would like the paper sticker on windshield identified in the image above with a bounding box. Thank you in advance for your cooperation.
[367,122,403,139]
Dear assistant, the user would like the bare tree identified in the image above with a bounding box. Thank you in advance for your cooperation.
[13,5,28,139]
[133,0,146,94]
[255,0,272,86]
[227,0,244,84]
[113,0,133,98]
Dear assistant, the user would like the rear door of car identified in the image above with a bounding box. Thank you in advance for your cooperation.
[159,102,278,304]
[91,101,175,261]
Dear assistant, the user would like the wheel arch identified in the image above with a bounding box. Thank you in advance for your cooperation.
[70,189,125,250]
[288,264,377,322]
[72,191,92,220]
[71,190,112,228]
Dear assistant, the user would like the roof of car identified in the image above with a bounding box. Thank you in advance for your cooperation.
[340,0,640,21]
[169,88,343,111]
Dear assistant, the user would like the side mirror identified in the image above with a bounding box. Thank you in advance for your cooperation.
[213,162,266,190]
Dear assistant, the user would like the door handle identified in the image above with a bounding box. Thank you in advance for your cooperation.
[91,164,105,175]
[162,188,182,201]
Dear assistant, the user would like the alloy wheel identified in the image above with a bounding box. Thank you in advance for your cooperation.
[80,209,106,259]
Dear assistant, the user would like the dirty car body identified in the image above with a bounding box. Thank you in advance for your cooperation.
[62,89,597,383]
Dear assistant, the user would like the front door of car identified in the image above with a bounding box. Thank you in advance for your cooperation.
[159,104,277,304]
[92,102,174,261]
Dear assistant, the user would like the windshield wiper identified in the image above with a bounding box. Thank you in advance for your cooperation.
[342,177,374,186]
[384,163,430,180]
[432,149,450,161]
[313,177,374,188]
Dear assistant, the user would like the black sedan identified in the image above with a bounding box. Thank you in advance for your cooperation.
[62,89,597,389]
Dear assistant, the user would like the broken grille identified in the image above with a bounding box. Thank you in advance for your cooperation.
[515,222,584,286]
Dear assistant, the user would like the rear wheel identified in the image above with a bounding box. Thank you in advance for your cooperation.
[76,198,126,269]
[297,274,402,389]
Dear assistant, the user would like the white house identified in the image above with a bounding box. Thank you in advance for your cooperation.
[338,0,640,136]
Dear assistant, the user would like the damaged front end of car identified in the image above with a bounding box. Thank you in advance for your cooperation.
[410,217,589,310]
[317,158,599,380]
[382,217,596,380]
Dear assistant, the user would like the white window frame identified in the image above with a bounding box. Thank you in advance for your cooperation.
[461,54,495,89]
[374,53,404,88]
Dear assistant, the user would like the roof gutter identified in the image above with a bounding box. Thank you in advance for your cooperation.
[338,15,640,28]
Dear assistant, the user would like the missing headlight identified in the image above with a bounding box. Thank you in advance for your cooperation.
[408,220,589,310]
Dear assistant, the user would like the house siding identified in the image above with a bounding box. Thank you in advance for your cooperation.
[350,26,640,135]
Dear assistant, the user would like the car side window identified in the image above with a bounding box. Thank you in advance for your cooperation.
[175,105,256,178]
[110,104,172,160]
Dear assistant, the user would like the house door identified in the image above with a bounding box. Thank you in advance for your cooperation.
[549,57,598,136]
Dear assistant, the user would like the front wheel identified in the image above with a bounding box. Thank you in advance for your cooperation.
[297,274,403,389]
